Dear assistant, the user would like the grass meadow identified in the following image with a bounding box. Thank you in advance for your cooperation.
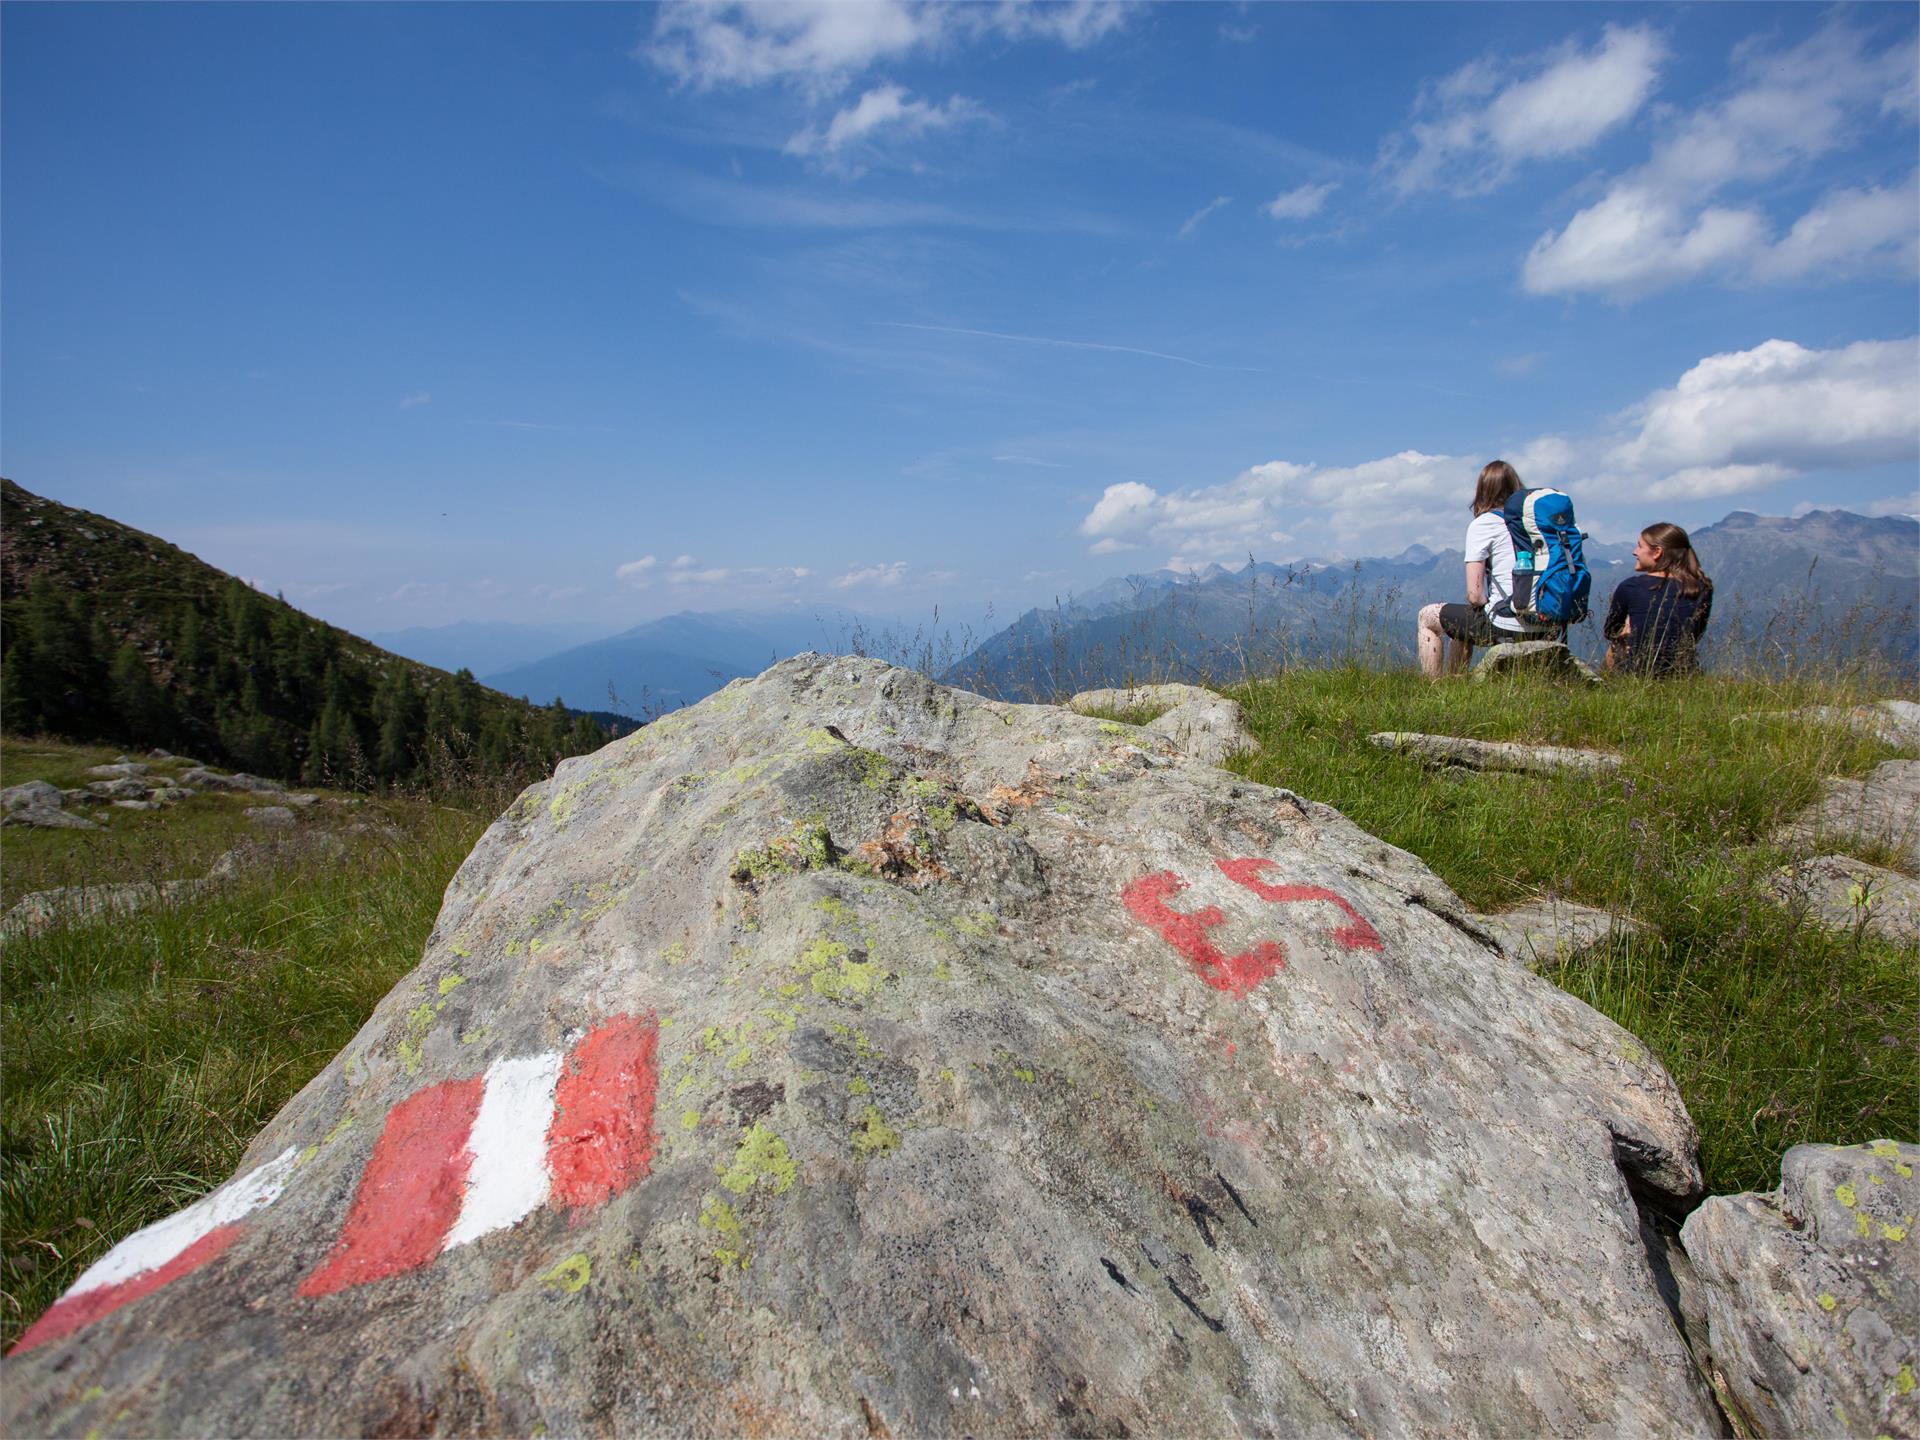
[2,657,1916,1350]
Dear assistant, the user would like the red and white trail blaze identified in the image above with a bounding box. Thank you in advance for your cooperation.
[9,1013,660,1352]
[1122,857,1384,998]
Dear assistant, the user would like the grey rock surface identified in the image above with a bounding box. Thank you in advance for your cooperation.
[1477,898,1644,967]
[85,762,150,779]
[85,777,151,800]
[1741,700,1920,754]
[1067,683,1257,767]
[1,805,100,831]
[1769,855,1920,945]
[244,805,297,828]
[1369,731,1624,777]
[1,780,62,812]
[1472,640,1602,684]
[4,656,1717,1438]
[285,792,321,808]
[1773,760,1920,868]
[180,767,287,794]
[1683,1140,1919,1440]
[1,879,211,942]
[112,799,160,811]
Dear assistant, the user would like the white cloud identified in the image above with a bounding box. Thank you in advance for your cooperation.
[784,84,983,166]
[1609,336,1920,495]
[831,560,909,589]
[647,0,1130,93]
[1864,490,1920,518]
[1263,182,1336,221]
[1177,195,1231,238]
[1078,452,1474,561]
[671,554,697,568]
[1523,24,1919,298]
[616,555,659,584]
[667,566,732,585]
[1382,24,1665,195]
[1497,353,1543,377]
[398,391,432,410]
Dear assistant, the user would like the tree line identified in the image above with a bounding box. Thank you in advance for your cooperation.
[1,575,613,788]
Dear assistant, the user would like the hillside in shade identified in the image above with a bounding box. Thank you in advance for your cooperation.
[0,479,627,786]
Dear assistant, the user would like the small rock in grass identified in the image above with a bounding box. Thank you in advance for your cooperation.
[1772,760,1920,869]
[1369,731,1622,777]
[1477,898,1643,967]
[85,762,149,779]
[1769,855,1920,944]
[1738,700,1920,753]
[85,777,150,800]
[285,793,320,808]
[112,800,160,811]
[1,805,100,830]
[1,780,63,812]
[1472,640,1602,684]
[245,806,297,828]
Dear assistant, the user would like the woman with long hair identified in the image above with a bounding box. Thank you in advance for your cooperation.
[1604,522,1713,674]
[1416,460,1559,677]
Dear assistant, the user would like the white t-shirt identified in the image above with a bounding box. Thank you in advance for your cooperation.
[1464,511,1551,633]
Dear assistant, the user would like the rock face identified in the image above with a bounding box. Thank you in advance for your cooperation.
[1066,683,1256,766]
[1774,760,1920,868]
[1770,855,1920,945]
[1682,1141,1919,1439]
[4,656,1719,1437]
[1369,731,1623,777]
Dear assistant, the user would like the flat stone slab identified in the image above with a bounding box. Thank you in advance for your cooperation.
[1773,760,1920,869]
[1370,731,1623,776]
[181,768,287,794]
[1066,683,1257,766]
[1740,700,1920,753]
[1,805,100,831]
[4,655,1717,1438]
[1472,641,1602,684]
[1769,855,1920,945]
[85,762,150,779]
[1477,898,1644,967]
[1,879,212,941]
[1682,1140,1919,1439]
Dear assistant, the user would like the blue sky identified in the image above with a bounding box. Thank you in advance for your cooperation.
[5,2,1916,637]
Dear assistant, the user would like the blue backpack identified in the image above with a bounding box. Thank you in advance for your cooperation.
[1498,488,1591,627]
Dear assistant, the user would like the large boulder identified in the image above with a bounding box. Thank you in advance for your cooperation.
[1066,683,1256,766]
[1683,1141,1919,1439]
[3,656,1719,1437]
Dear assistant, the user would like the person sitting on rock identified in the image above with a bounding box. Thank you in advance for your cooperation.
[1416,460,1558,677]
[1604,522,1713,675]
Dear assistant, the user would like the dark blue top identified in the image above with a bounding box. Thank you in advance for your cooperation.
[1604,573,1712,673]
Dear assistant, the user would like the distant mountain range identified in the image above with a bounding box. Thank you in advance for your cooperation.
[943,509,1917,699]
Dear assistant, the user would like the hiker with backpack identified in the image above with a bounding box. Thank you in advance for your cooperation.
[1416,461,1591,677]
[1603,522,1713,675]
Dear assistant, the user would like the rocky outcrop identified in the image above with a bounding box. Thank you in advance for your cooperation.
[1773,760,1920,868]
[1,780,63,812]
[1066,683,1256,766]
[180,767,287,795]
[1683,1140,1918,1439]
[85,762,150,779]
[1477,897,1644,967]
[1740,701,1920,754]
[4,656,1718,1437]
[1472,640,1602,683]
[1369,731,1624,776]
[1770,855,1920,945]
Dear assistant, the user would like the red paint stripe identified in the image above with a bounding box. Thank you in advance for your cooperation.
[9,1223,244,1356]
[546,1014,659,1210]
[1122,871,1286,998]
[1216,858,1385,951]
[298,1076,485,1298]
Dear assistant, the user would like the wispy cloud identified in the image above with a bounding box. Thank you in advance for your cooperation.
[616,555,658,585]
[1497,353,1544,377]
[1177,195,1232,238]
[1264,182,1336,221]
[832,560,908,589]
[993,452,1067,468]
[873,321,1264,372]
[785,84,985,172]
[398,391,432,410]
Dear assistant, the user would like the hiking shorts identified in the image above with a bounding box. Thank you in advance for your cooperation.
[1437,604,1555,647]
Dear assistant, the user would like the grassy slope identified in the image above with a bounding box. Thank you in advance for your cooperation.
[3,666,1916,1347]
[1225,667,1916,1199]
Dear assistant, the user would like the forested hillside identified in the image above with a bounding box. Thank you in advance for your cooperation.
[0,479,624,785]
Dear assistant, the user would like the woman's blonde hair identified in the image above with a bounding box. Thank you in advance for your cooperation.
[1471,461,1522,516]
[1642,521,1709,597]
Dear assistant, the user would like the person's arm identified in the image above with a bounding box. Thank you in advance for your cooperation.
[1692,582,1713,637]
[1603,579,1631,640]
[1465,560,1488,608]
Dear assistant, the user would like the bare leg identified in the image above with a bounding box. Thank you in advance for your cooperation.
[1448,638,1472,674]
[1417,604,1447,678]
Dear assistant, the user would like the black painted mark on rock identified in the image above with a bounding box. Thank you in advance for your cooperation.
[1165,1276,1226,1334]
[1180,1193,1222,1250]
[1216,1172,1257,1227]
[1100,1256,1138,1294]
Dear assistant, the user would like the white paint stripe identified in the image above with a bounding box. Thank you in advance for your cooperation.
[67,1146,301,1297]
[442,1050,562,1251]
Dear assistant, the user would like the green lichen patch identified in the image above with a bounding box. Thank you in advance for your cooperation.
[437,973,466,998]
[700,1194,747,1269]
[953,911,997,939]
[796,935,891,1002]
[717,1122,798,1196]
[730,821,840,887]
[661,940,688,967]
[852,1104,901,1158]
[542,1253,592,1294]
[396,1000,438,1076]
